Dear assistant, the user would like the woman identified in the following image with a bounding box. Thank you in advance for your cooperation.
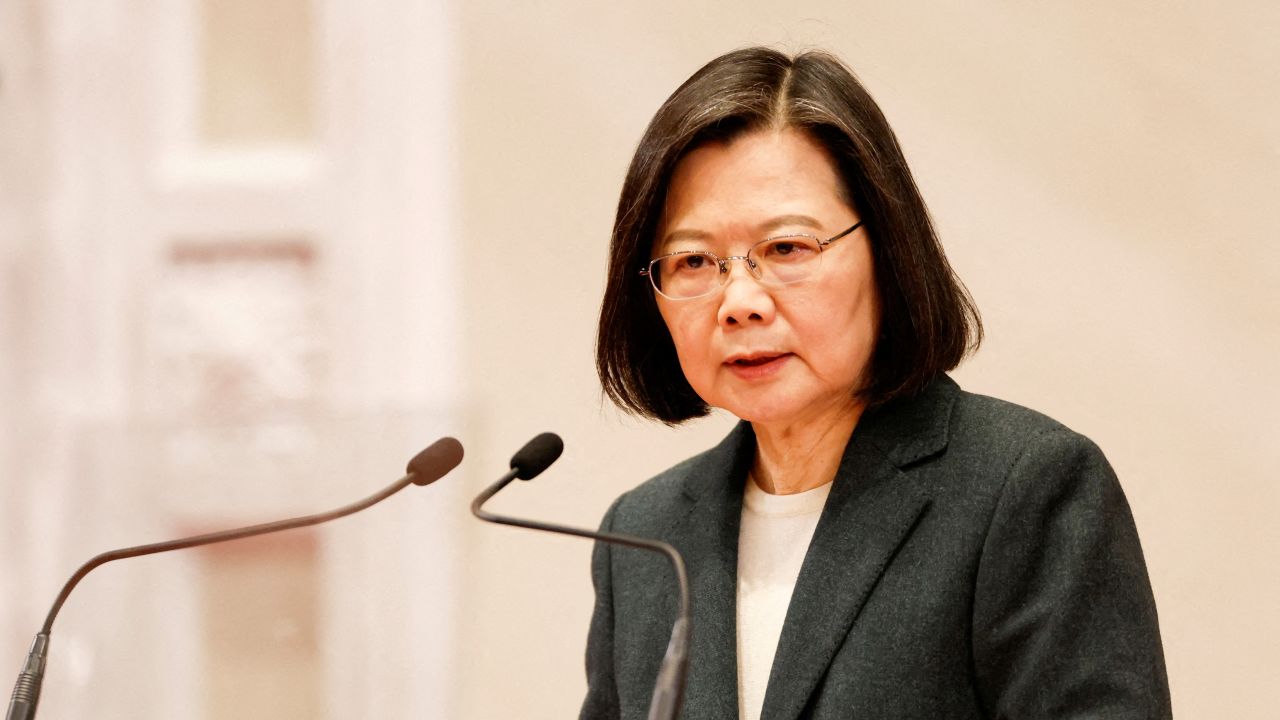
[586,48,1170,720]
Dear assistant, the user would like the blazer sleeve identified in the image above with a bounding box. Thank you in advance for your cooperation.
[971,428,1172,719]
[580,496,623,720]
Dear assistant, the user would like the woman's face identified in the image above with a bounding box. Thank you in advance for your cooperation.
[654,128,879,430]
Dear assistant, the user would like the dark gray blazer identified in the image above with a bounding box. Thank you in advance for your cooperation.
[580,376,1171,719]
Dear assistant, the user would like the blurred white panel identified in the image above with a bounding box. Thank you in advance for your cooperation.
[149,238,322,422]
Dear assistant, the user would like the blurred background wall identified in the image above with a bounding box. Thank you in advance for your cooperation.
[2,1,1276,718]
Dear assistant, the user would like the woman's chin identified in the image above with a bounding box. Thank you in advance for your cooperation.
[720,399,816,430]
[717,390,862,433]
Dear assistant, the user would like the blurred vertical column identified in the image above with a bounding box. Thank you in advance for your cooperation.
[2,2,153,718]
[313,0,462,717]
[0,0,49,681]
[2,0,461,718]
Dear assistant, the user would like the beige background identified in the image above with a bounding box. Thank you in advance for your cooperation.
[2,1,1277,718]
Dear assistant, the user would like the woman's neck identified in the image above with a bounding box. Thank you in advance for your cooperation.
[749,400,865,495]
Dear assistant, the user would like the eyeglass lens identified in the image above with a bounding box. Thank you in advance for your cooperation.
[651,235,824,299]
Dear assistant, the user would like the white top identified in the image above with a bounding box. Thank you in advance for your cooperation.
[736,477,833,720]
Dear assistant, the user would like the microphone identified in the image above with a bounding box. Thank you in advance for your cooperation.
[471,433,691,720]
[5,436,465,720]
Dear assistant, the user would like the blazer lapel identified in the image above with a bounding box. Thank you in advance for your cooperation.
[663,423,755,720]
[760,377,959,720]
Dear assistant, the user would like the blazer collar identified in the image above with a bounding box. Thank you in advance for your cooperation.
[670,375,960,720]
[855,373,958,468]
[676,375,959,503]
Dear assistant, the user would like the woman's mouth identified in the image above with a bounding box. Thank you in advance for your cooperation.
[725,353,792,379]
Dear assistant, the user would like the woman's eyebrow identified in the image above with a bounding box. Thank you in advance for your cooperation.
[758,214,825,234]
[656,214,826,254]
[656,228,713,252]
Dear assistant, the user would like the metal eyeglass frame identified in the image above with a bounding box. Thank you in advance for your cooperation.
[640,220,863,300]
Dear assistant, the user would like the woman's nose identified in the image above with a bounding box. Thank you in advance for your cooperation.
[716,259,776,327]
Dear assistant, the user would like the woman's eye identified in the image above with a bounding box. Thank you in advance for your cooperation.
[761,238,818,261]
[673,254,712,272]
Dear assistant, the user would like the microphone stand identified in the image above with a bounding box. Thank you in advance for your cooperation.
[5,437,463,720]
[471,436,690,720]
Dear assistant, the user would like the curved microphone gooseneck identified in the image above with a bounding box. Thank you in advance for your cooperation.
[471,433,691,720]
[5,436,465,720]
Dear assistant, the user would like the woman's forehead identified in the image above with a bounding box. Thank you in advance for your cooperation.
[654,131,852,253]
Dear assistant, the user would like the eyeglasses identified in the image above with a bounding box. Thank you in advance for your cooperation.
[640,221,862,300]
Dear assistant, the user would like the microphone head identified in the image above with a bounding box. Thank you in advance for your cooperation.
[510,432,564,480]
[406,436,465,486]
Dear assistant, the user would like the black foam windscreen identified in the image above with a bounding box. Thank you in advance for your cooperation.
[510,432,564,480]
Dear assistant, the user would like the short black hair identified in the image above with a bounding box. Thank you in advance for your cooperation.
[597,47,982,424]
